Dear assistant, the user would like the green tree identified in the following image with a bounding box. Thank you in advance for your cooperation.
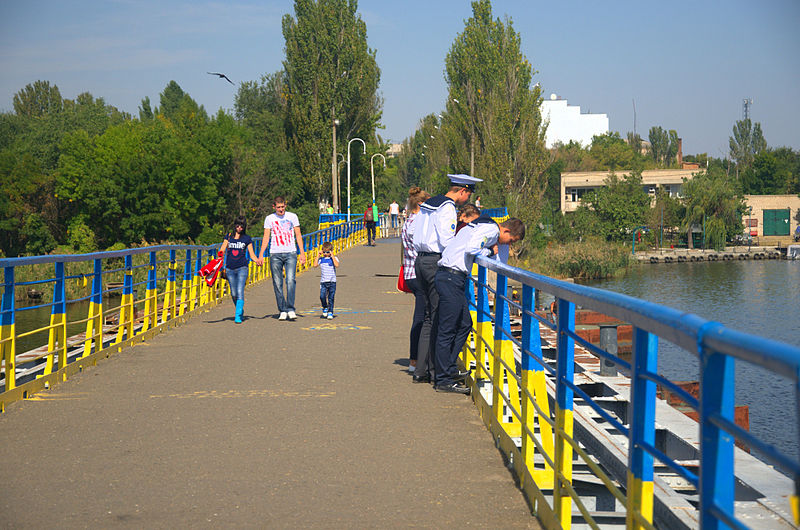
[573,171,651,242]
[681,167,744,250]
[590,132,635,170]
[139,96,154,121]
[666,129,680,167]
[741,147,799,195]
[21,212,57,255]
[282,0,382,201]
[442,0,548,244]
[729,118,767,176]
[13,80,63,118]
[552,140,597,172]
[648,126,669,166]
[159,81,186,120]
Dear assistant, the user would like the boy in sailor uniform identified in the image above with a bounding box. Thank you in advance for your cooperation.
[433,217,526,393]
[410,174,480,384]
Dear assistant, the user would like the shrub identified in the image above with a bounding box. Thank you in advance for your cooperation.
[528,237,632,279]
[21,213,56,256]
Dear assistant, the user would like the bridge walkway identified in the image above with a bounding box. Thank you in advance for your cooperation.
[0,240,538,528]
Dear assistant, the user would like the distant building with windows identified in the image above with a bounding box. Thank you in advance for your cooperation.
[540,94,609,148]
[385,143,403,158]
[560,169,699,213]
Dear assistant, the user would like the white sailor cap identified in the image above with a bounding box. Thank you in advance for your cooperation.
[447,173,482,191]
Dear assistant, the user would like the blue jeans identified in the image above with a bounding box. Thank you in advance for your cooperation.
[391,214,398,228]
[320,281,336,314]
[269,252,297,313]
[226,266,248,303]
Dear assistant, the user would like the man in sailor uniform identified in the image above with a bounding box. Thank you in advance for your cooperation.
[433,216,526,393]
[411,174,480,384]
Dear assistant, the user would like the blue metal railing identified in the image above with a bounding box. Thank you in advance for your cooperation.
[466,254,800,529]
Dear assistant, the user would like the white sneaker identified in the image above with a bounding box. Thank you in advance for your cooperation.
[287,310,297,320]
[407,365,416,373]
[278,312,288,320]
[322,310,328,318]
[327,313,334,320]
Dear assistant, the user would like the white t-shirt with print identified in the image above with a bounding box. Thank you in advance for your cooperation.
[264,212,300,255]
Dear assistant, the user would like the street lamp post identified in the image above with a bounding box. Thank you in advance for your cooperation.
[347,137,366,221]
[331,114,340,213]
[370,153,386,207]
[337,157,345,214]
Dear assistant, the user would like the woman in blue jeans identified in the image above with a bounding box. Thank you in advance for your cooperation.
[219,216,262,323]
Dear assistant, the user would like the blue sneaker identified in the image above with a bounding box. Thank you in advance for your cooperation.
[327,313,334,320]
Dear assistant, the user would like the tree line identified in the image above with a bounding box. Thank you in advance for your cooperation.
[0,0,405,258]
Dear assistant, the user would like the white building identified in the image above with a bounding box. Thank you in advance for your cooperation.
[540,94,609,148]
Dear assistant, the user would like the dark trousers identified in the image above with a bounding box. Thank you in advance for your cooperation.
[320,281,336,313]
[413,253,441,378]
[366,221,377,245]
[433,268,473,386]
[406,277,426,362]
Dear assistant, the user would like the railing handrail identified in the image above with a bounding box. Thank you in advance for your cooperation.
[476,256,800,380]
[0,220,366,270]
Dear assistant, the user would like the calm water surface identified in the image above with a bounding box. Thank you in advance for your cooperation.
[584,260,800,461]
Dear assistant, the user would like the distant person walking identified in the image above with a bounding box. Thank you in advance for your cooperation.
[259,196,306,321]
[474,196,481,209]
[389,200,400,228]
[219,216,262,323]
[364,204,378,246]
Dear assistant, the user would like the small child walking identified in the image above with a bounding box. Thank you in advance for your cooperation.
[315,241,339,319]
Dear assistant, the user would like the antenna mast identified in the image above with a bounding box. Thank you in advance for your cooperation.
[742,98,753,121]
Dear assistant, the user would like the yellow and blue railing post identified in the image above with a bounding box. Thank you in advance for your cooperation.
[189,250,201,312]
[116,255,134,344]
[142,251,157,332]
[83,258,103,357]
[1,266,16,392]
[520,284,554,488]
[492,272,520,437]
[178,250,191,316]
[461,265,477,372]
[475,265,491,381]
[45,262,67,374]
[163,250,176,323]
[554,297,575,529]
[627,327,658,529]
[699,324,735,530]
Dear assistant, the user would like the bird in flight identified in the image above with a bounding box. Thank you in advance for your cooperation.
[207,72,234,85]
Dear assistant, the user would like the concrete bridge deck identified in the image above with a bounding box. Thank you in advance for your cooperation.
[0,241,538,528]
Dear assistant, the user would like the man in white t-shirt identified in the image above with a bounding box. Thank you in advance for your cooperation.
[389,200,400,228]
[258,196,306,320]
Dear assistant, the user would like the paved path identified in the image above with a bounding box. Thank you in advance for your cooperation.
[0,240,538,528]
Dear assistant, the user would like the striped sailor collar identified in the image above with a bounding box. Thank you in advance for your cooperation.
[419,194,454,211]
[468,216,498,227]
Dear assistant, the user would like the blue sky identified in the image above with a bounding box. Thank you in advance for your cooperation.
[1,0,798,157]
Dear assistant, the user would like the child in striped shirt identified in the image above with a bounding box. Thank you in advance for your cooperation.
[314,241,339,319]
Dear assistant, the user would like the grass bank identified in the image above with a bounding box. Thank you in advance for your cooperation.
[520,238,634,280]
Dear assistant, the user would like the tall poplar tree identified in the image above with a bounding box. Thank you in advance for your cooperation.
[282,0,382,201]
[442,0,547,238]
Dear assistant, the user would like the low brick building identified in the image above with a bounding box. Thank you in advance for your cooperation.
[743,195,800,238]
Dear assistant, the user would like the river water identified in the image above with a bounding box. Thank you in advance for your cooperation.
[583,260,800,462]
